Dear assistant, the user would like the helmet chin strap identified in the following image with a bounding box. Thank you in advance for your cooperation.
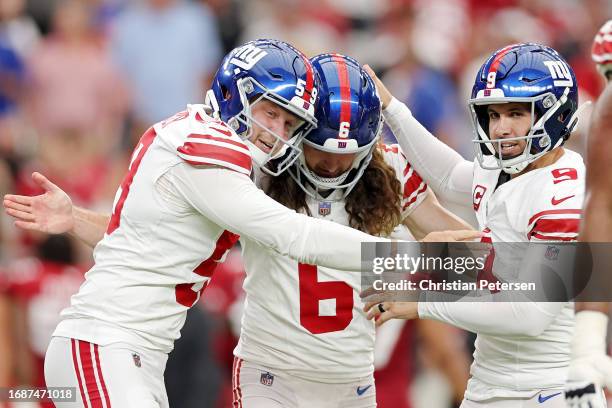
[205,90,220,119]
[502,157,530,174]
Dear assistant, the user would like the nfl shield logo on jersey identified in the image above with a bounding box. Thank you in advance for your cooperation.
[260,372,274,386]
[318,201,331,216]
[545,245,560,261]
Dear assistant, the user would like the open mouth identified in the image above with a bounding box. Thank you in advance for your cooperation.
[498,141,521,158]
[255,138,275,154]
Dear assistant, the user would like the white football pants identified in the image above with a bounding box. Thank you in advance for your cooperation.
[44,336,169,408]
[232,357,376,408]
[460,389,567,408]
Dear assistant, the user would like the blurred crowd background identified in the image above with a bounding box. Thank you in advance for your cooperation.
[0,0,610,407]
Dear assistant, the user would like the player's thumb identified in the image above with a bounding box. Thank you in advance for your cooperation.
[32,172,59,192]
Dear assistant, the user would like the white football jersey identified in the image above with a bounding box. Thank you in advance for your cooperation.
[467,149,585,400]
[234,144,428,382]
[55,105,251,352]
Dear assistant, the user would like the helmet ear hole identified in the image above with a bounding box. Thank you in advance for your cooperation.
[474,105,490,135]
[220,84,231,100]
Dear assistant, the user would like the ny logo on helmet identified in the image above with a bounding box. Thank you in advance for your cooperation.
[543,60,574,87]
[230,44,268,70]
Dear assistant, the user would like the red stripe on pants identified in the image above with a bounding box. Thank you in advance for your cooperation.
[71,339,88,407]
[78,340,103,408]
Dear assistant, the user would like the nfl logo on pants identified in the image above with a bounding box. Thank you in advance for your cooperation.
[260,372,274,386]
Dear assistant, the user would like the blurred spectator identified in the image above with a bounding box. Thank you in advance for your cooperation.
[374,319,470,408]
[109,0,222,140]
[91,0,128,35]
[0,40,26,153]
[374,320,414,408]
[380,2,468,155]
[3,235,85,406]
[0,157,16,260]
[0,0,41,58]
[0,276,13,397]
[0,40,25,118]
[26,0,128,146]
[15,0,129,222]
[202,0,245,53]
[239,0,343,56]
[165,307,222,408]
[200,248,245,408]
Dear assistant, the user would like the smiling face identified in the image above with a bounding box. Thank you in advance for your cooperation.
[248,99,304,156]
[487,102,533,159]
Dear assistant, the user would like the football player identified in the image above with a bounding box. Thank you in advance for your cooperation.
[5,51,476,408]
[3,40,475,408]
[231,54,472,407]
[565,19,612,408]
[364,43,586,407]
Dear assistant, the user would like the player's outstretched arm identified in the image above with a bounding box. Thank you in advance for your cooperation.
[3,172,109,248]
[364,65,473,208]
[170,164,480,272]
[363,241,569,332]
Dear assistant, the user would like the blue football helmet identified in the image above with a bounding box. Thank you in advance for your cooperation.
[289,53,383,200]
[205,39,319,175]
[469,43,580,174]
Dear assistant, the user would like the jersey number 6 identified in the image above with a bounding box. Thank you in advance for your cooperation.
[298,263,353,334]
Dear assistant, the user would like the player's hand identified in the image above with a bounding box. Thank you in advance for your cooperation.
[363,65,393,109]
[421,230,483,242]
[565,355,612,408]
[3,172,75,234]
[363,300,418,327]
[592,19,612,81]
[565,310,612,408]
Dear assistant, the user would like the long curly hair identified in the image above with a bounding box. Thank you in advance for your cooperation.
[265,146,402,236]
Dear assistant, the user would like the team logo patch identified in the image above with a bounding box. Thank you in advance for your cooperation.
[318,201,332,216]
[132,353,141,368]
[260,372,274,386]
[545,245,560,261]
[473,185,487,211]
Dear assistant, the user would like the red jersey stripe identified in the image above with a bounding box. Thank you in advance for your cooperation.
[107,128,157,235]
[403,169,425,199]
[530,233,577,241]
[193,230,240,277]
[403,183,427,211]
[529,218,580,236]
[528,209,582,226]
[186,133,248,150]
[178,143,252,173]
